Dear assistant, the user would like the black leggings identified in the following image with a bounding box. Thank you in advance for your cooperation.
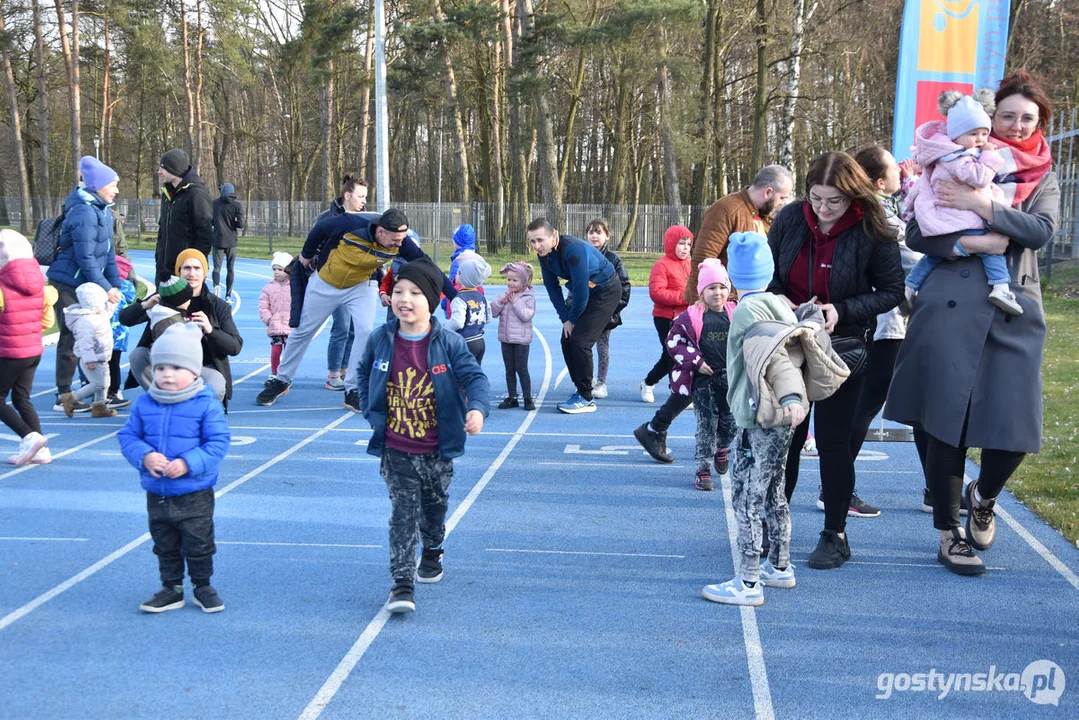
[923,431,1025,531]
[0,355,42,437]
[212,246,237,296]
[501,342,532,399]
[644,316,674,387]
[108,349,123,396]
[849,339,902,462]
[786,370,867,533]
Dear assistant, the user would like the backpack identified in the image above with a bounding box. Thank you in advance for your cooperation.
[32,208,66,266]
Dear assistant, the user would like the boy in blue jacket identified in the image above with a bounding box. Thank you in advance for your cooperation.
[118,323,231,614]
[358,258,490,614]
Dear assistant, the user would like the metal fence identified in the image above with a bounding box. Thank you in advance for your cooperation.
[1045,108,1079,276]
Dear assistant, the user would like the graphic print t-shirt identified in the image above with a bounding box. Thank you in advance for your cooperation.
[384,332,439,453]
[698,309,731,387]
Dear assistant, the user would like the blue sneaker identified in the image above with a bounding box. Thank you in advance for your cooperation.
[701,577,764,606]
[759,560,796,589]
[557,392,596,414]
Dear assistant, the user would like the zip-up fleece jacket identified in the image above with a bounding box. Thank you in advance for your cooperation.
[155,168,214,276]
[665,301,737,397]
[47,187,121,292]
[259,279,292,337]
[490,286,536,345]
[734,300,850,429]
[357,317,490,460]
[118,384,231,497]
[65,300,118,363]
[0,257,57,359]
[648,232,691,320]
[538,234,616,325]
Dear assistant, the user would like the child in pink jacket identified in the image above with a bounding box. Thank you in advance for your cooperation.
[259,252,293,378]
[905,90,1019,315]
[490,261,536,411]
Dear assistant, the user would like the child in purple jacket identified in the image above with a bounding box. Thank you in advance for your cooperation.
[490,261,536,411]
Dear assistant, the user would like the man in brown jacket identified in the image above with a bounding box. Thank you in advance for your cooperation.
[684,165,794,303]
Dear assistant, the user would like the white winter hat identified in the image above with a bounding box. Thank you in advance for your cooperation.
[76,282,109,310]
[271,252,293,270]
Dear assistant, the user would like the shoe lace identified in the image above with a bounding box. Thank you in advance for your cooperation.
[947,534,976,557]
[971,504,994,527]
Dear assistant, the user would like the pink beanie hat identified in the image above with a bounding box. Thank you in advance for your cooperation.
[499,261,533,287]
[697,258,730,294]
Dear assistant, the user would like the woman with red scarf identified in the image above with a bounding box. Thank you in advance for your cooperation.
[885,73,1060,576]
[766,151,905,570]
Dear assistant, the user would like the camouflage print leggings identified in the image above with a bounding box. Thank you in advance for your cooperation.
[731,425,794,583]
[693,379,737,472]
[380,448,454,582]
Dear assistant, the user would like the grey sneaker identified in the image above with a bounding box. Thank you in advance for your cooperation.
[325,375,345,391]
[140,584,184,613]
[965,481,997,551]
[193,585,225,613]
[938,528,985,575]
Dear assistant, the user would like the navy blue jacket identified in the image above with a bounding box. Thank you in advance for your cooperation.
[117,385,231,497]
[538,234,615,324]
[357,317,490,459]
[46,187,121,291]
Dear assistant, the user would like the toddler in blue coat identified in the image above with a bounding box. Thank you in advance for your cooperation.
[117,322,231,614]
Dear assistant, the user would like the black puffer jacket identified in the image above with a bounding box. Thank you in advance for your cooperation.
[766,201,904,339]
[156,168,214,277]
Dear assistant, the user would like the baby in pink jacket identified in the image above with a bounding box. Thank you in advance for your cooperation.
[905,90,1020,315]
[259,252,294,378]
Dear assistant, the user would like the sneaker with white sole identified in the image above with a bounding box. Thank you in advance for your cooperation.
[592,382,608,399]
[325,375,345,391]
[640,381,654,403]
[701,577,764,606]
[256,377,291,406]
[106,392,131,410]
[140,584,185,613]
[9,432,48,467]
[29,447,52,464]
[965,481,997,551]
[192,585,225,613]
[988,284,1023,315]
[557,392,596,414]
[417,547,444,583]
[386,581,415,613]
[815,488,880,518]
[759,560,796,589]
[938,528,984,575]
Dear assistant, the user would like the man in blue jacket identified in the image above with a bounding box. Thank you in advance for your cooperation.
[528,218,620,414]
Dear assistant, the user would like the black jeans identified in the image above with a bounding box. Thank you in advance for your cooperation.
[501,342,532,399]
[644,317,674,387]
[212,246,237,296]
[561,279,621,400]
[0,355,42,437]
[923,431,1025,531]
[649,391,693,434]
[52,281,80,394]
[465,336,485,364]
[786,369,867,533]
[147,488,216,585]
[849,339,902,462]
[108,350,123,396]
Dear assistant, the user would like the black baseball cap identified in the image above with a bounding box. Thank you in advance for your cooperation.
[377,208,409,232]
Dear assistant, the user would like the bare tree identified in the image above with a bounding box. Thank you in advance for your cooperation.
[32,0,53,216]
[777,0,818,170]
[0,3,32,232]
[54,0,81,177]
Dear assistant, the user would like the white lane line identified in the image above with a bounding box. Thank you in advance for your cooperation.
[0,430,120,481]
[485,548,685,559]
[0,537,89,542]
[846,560,1007,570]
[218,541,380,549]
[717,471,775,720]
[227,407,341,415]
[965,474,1079,592]
[31,362,132,398]
[535,460,687,469]
[314,457,377,462]
[0,412,355,632]
[552,366,568,392]
[299,327,556,720]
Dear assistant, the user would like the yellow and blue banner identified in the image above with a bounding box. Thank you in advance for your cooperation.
[892,0,1009,161]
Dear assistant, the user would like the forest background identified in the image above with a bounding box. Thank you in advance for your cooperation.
[0,0,1075,249]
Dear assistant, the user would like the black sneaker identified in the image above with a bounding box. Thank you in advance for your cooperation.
[498,396,519,409]
[343,389,362,413]
[139,584,184,613]
[417,547,444,583]
[815,489,881,518]
[523,397,536,411]
[192,585,225,613]
[106,393,131,410]
[633,423,674,464]
[53,396,90,414]
[965,481,997,551]
[256,377,291,406]
[807,529,851,569]
[922,487,970,516]
[713,448,729,476]
[386,581,415,613]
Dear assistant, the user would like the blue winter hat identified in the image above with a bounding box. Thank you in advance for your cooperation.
[221,183,236,198]
[453,224,476,249]
[79,156,119,193]
[946,95,992,141]
[726,231,774,291]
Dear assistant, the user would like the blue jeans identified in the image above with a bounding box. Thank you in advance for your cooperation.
[326,304,355,373]
[906,252,1010,290]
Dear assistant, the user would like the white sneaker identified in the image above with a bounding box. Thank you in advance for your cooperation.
[640,381,655,403]
[9,432,48,467]
[30,447,53,464]
[701,577,764,606]
[988,284,1023,315]
[592,382,608,399]
[759,560,796,589]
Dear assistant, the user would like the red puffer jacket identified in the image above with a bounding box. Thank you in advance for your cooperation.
[648,226,693,319]
[0,257,49,359]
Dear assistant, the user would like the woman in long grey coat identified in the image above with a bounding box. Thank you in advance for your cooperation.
[885,72,1060,576]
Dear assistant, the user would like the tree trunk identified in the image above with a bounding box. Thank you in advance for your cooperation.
[657,34,682,226]
[690,0,718,217]
[490,33,505,244]
[358,5,374,177]
[32,0,53,217]
[750,0,768,171]
[0,9,33,233]
[432,0,470,203]
[54,0,81,177]
[506,0,530,252]
[778,0,818,170]
[180,0,195,159]
[100,4,111,163]
[194,0,205,170]
[321,60,335,204]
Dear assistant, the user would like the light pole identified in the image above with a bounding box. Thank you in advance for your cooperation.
[93,135,100,160]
